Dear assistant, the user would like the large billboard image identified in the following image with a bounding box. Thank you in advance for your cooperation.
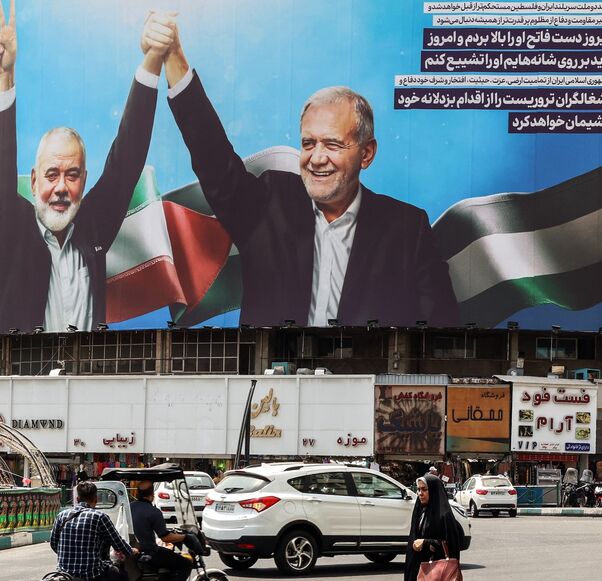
[2,1,602,332]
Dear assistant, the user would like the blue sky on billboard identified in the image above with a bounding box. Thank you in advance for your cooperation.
[11,0,602,330]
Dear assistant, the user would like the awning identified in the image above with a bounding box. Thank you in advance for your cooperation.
[515,453,578,462]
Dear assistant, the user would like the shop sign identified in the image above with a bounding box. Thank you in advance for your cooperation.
[102,432,136,449]
[447,386,510,453]
[336,433,368,448]
[11,419,64,430]
[375,385,445,456]
[511,383,597,454]
[250,388,282,438]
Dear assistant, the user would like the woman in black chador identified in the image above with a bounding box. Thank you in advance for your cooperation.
[404,473,461,581]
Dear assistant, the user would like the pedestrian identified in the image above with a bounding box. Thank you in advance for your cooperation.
[404,474,462,581]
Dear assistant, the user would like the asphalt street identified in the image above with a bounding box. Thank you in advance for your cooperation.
[1,516,601,581]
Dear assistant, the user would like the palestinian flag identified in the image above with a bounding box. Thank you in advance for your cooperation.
[432,166,602,327]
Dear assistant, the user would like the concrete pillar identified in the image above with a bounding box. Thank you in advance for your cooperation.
[388,330,412,373]
[254,330,272,374]
[23,457,30,479]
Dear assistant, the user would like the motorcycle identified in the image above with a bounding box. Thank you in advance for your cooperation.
[42,463,229,581]
[594,484,602,508]
[561,468,595,508]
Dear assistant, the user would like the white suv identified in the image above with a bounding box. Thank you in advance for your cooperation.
[454,474,517,518]
[202,462,471,575]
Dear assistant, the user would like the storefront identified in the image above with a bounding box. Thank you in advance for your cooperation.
[497,375,598,485]
[374,375,448,486]
[446,381,512,484]
[0,375,375,481]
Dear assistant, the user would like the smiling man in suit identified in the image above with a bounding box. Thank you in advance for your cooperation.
[0,3,176,333]
[152,16,459,327]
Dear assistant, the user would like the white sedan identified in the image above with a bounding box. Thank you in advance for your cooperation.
[454,474,517,517]
[155,471,215,523]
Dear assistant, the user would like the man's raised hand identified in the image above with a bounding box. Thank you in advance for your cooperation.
[141,10,178,59]
[0,0,16,76]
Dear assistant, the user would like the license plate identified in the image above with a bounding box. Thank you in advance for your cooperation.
[491,490,506,495]
[191,496,201,501]
[215,503,235,513]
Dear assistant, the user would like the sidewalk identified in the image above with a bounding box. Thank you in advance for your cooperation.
[518,507,602,517]
[0,529,51,550]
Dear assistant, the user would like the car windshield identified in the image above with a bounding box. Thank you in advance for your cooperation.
[215,474,268,495]
[481,477,511,488]
[186,476,214,490]
[164,475,214,490]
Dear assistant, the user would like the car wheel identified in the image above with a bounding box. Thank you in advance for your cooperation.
[218,553,258,570]
[509,508,517,518]
[192,573,230,581]
[469,502,479,518]
[275,529,318,575]
[491,510,499,517]
[364,552,397,564]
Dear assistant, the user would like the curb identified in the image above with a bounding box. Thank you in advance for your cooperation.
[518,507,602,517]
[0,529,51,550]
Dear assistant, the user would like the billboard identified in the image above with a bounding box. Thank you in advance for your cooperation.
[3,1,602,331]
[446,385,511,453]
[375,384,446,456]
[510,379,598,454]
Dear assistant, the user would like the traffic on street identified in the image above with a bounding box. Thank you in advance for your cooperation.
[1,516,601,581]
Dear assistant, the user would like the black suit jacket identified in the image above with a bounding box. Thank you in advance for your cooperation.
[169,72,459,327]
[0,78,157,333]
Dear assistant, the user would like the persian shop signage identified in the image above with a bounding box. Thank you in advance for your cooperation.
[447,386,510,453]
[250,388,282,438]
[511,384,597,454]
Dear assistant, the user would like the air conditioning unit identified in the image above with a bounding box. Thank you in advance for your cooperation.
[570,368,600,380]
[296,335,317,358]
[271,362,297,375]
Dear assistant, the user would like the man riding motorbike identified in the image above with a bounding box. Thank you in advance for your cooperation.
[130,481,194,581]
[50,482,137,581]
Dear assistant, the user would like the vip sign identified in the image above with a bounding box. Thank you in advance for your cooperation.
[511,382,597,454]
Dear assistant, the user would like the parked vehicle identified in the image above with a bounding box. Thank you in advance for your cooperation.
[202,462,471,576]
[155,471,215,524]
[454,474,517,517]
[42,463,228,581]
[594,484,602,508]
[561,468,595,508]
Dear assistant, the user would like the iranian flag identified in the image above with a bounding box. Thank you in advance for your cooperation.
[432,166,602,327]
[18,145,300,327]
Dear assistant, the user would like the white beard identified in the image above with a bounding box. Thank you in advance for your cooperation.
[35,198,81,233]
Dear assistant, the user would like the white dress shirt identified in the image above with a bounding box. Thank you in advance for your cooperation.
[308,188,362,326]
[1,66,159,331]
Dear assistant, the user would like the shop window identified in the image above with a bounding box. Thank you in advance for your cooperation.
[535,337,577,360]
[169,329,253,374]
[79,331,157,374]
[10,334,75,376]
[317,336,353,358]
[432,335,476,359]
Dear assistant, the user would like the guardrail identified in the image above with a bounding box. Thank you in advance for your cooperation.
[0,487,61,534]
[516,484,560,507]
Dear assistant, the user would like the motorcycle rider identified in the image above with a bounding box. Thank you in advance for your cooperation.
[50,482,137,581]
[130,481,193,581]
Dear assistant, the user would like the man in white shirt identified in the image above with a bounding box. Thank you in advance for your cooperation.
[147,15,459,327]
[0,3,175,333]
